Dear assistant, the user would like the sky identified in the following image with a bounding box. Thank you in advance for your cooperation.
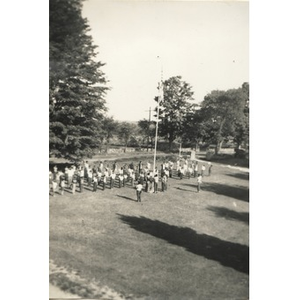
[82,0,249,122]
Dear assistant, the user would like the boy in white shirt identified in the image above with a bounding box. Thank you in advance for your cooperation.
[119,174,124,188]
[136,181,143,202]
[201,164,206,176]
[154,174,159,193]
[197,174,202,192]
[110,171,116,189]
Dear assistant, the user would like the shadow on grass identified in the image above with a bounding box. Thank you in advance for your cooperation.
[116,195,137,202]
[181,182,249,202]
[226,172,249,181]
[118,214,249,274]
[175,186,197,193]
[207,205,249,225]
[83,186,94,192]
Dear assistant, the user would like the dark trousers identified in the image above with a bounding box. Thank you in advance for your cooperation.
[154,182,158,193]
[162,182,166,192]
[93,182,97,192]
[136,190,142,202]
[197,183,201,192]
[145,182,149,192]
[79,177,84,192]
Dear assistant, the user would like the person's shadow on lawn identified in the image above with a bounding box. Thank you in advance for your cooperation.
[181,182,249,202]
[175,186,197,193]
[116,195,136,202]
[117,214,249,274]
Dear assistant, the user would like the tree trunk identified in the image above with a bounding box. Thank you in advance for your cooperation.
[195,138,201,152]
[147,136,149,152]
[215,139,223,155]
[105,139,110,153]
[215,118,226,155]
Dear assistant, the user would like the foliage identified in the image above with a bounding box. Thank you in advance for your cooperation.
[199,83,249,154]
[156,76,194,150]
[100,116,118,152]
[233,82,249,150]
[181,105,212,150]
[138,119,156,149]
[49,0,108,160]
[116,122,140,151]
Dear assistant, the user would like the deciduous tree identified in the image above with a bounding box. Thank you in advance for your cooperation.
[117,122,138,152]
[200,84,248,154]
[156,76,194,151]
[138,119,156,151]
[101,117,118,153]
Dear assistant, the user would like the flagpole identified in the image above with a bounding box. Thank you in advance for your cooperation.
[153,89,160,174]
[153,57,163,174]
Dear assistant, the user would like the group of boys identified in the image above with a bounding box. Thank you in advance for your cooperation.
[49,158,213,200]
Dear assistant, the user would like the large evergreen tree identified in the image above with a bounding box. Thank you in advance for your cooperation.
[49,0,108,160]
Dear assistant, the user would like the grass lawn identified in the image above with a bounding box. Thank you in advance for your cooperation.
[50,157,249,299]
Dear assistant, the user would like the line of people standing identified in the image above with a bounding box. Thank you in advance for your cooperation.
[49,158,213,198]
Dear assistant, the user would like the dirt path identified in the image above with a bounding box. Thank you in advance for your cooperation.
[196,158,249,173]
[49,283,79,298]
[49,260,129,299]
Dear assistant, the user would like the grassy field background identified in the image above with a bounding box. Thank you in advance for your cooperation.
[49,156,249,299]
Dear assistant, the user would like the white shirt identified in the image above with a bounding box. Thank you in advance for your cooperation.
[136,184,143,191]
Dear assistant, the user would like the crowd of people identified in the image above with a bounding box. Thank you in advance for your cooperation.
[49,158,213,201]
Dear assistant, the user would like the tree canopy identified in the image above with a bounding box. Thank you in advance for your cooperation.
[199,84,249,153]
[49,0,108,160]
[116,122,140,152]
[156,76,194,150]
[138,119,156,151]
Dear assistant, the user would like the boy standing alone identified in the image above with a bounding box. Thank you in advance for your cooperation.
[197,174,202,192]
[136,181,143,202]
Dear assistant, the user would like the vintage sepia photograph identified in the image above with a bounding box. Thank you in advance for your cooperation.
[49,0,249,298]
